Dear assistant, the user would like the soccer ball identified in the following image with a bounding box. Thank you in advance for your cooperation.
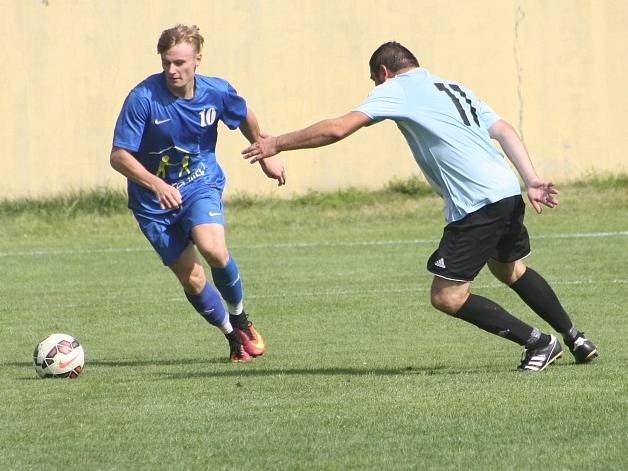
[33,333,85,378]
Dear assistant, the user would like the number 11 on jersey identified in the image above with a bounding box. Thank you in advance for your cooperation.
[434,83,480,127]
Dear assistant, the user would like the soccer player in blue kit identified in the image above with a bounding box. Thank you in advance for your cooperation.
[242,42,598,372]
[111,25,286,362]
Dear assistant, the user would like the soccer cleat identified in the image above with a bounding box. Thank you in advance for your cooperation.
[230,345,251,363]
[517,335,563,372]
[231,313,266,357]
[564,332,598,363]
[226,333,251,363]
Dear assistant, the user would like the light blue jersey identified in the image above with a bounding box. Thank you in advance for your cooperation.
[354,68,521,222]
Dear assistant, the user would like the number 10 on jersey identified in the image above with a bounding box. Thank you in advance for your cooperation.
[199,108,217,127]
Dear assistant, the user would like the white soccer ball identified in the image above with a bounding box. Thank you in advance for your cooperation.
[33,333,85,378]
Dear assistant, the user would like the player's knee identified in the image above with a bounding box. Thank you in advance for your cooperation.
[176,265,206,293]
[489,261,526,285]
[430,291,464,315]
[198,246,229,268]
[211,251,230,268]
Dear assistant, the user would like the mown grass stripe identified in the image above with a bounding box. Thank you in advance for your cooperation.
[1,230,626,257]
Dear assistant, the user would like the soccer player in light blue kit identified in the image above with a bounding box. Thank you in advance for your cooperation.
[243,42,598,372]
[111,25,285,362]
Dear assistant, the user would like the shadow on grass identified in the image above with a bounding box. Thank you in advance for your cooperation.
[159,365,457,380]
[7,359,452,375]
[82,358,520,377]
[4,358,214,368]
[10,361,455,381]
[155,363,568,379]
[8,358,578,381]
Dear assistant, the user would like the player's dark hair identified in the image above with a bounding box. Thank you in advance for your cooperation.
[157,24,204,54]
[369,41,419,73]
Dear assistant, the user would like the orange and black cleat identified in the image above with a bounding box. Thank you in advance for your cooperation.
[225,332,251,363]
[231,312,266,357]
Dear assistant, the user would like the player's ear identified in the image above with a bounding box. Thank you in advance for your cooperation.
[377,64,388,83]
[195,53,202,66]
[381,65,394,81]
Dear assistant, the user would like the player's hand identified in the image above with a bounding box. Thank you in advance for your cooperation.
[259,157,286,186]
[527,180,558,214]
[153,180,182,210]
[242,133,279,163]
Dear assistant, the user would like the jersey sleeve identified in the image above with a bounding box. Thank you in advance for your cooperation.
[221,82,248,129]
[112,89,150,152]
[353,82,404,121]
[477,99,500,129]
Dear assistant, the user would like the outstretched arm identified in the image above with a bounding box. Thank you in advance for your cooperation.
[489,119,558,213]
[239,108,286,186]
[240,108,286,186]
[238,108,261,143]
[241,111,373,162]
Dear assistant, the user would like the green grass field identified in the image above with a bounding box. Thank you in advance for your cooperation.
[1,179,627,470]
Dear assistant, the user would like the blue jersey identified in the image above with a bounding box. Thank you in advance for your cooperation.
[113,73,247,215]
[354,68,521,223]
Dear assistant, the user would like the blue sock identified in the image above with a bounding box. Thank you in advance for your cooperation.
[185,282,229,331]
[211,254,243,311]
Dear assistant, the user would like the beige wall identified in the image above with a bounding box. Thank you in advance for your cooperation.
[2,0,627,199]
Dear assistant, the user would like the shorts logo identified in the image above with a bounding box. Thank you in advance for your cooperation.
[434,258,446,269]
[208,211,222,217]
[154,118,171,125]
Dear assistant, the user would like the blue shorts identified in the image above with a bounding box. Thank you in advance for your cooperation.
[134,187,225,266]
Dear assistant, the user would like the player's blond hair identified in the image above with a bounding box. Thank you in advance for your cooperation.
[157,24,204,54]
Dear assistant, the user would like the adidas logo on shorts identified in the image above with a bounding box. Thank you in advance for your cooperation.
[434,258,446,269]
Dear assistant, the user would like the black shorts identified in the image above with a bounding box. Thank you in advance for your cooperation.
[427,195,531,282]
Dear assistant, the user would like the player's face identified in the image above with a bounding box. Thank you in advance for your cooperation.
[161,42,201,95]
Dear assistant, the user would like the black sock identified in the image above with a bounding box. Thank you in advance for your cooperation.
[524,327,551,349]
[454,294,546,346]
[224,331,239,343]
[510,267,574,334]
[229,311,248,329]
[563,326,580,344]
